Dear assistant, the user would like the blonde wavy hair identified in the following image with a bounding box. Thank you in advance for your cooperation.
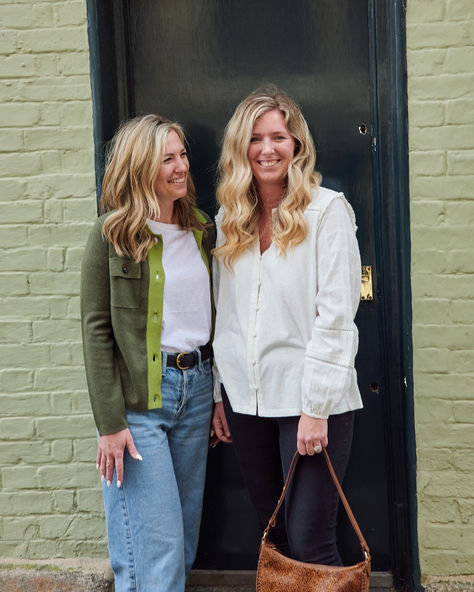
[99,114,205,262]
[215,88,321,269]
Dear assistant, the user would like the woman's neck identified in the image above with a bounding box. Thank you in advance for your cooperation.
[257,183,285,215]
[154,201,175,224]
[256,184,285,255]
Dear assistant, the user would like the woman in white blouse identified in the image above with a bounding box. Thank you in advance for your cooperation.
[211,88,363,565]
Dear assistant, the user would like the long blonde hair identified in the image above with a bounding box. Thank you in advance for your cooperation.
[99,114,205,262]
[215,88,320,269]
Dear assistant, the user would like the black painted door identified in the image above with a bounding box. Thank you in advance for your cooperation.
[121,0,391,572]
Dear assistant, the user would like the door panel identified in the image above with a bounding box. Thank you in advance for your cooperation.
[127,0,390,570]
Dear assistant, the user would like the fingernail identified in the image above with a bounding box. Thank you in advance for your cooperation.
[117,480,122,488]
[96,464,99,470]
[135,453,143,461]
[210,430,215,437]
[100,474,105,483]
[107,480,111,487]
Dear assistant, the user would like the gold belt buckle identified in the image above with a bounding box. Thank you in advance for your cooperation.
[176,352,190,370]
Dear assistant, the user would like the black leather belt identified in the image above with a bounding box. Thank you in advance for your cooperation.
[165,343,213,370]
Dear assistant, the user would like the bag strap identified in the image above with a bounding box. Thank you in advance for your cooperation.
[262,449,370,560]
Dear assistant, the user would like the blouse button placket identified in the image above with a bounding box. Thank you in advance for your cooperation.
[250,253,263,407]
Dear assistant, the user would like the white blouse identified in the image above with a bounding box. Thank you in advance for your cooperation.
[212,186,363,419]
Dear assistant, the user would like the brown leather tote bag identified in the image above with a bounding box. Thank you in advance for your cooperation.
[256,449,371,592]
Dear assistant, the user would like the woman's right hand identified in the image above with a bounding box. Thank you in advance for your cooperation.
[97,428,142,488]
[211,402,232,444]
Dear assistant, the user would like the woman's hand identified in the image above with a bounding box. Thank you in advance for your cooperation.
[297,414,328,456]
[97,428,142,488]
[211,402,232,444]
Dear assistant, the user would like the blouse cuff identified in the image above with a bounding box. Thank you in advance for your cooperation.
[301,355,354,418]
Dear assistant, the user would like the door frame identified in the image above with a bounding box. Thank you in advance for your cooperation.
[86,1,420,589]
[368,1,421,590]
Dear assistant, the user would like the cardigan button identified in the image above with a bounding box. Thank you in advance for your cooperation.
[122,264,128,274]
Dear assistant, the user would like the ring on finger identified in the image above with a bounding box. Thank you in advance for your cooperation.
[313,443,322,453]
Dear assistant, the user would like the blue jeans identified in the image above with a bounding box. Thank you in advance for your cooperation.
[102,358,213,592]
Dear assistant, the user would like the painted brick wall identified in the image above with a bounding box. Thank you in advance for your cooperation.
[0,0,106,558]
[406,0,474,577]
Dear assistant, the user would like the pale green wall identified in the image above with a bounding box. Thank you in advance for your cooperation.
[0,0,472,579]
[406,0,474,577]
[0,0,105,558]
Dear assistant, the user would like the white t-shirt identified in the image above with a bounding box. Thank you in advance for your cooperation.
[147,219,212,353]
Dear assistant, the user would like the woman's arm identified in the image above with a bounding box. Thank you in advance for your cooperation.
[81,218,128,435]
[81,218,140,484]
[210,209,233,444]
[301,196,362,421]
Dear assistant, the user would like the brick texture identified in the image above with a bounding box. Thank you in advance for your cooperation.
[407,0,474,578]
[0,0,105,560]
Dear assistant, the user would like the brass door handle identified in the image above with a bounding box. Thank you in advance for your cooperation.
[361,265,373,301]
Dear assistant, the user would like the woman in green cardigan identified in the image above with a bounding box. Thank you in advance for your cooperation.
[81,115,215,592]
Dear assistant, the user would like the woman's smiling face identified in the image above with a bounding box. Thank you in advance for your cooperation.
[153,129,189,205]
[247,109,296,190]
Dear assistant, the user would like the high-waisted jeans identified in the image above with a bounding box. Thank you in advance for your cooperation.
[102,358,213,592]
[222,389,354,566]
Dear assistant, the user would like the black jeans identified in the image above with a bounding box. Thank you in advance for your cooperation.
[222,389,354,566]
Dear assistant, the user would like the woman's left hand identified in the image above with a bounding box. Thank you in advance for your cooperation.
[297,414,328,456]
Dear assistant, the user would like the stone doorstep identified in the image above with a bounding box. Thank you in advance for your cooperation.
[188,570,394,590]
